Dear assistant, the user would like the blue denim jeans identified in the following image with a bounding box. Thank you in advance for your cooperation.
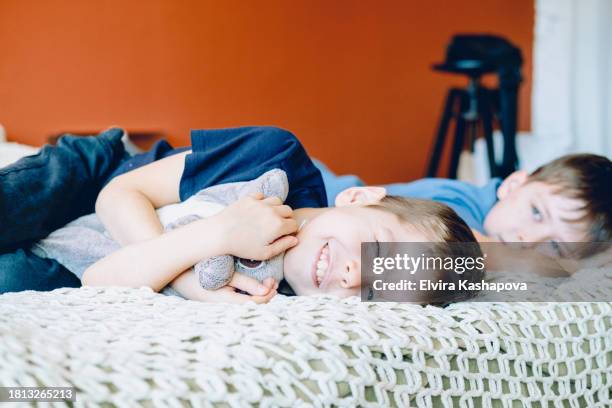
[0,128,128,293]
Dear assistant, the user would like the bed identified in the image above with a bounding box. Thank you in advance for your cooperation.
[0,137,610,407]
[1,285,610,407]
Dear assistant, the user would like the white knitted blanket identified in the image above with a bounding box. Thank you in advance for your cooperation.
[0,287,610,407]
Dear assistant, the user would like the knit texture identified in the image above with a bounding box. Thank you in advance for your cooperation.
[0,286,609,407]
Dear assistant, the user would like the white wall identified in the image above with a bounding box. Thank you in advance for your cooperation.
[466,0,612,184]
[532,0,612,159]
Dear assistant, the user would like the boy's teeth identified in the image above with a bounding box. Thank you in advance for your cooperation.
[316,243,330,286]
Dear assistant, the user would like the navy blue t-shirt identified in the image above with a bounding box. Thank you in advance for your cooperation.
[109,127,327,209]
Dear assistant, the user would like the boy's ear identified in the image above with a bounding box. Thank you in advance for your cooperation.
[335,186,387,207]
[497,170,528,200]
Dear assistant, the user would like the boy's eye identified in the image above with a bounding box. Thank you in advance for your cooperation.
[367,288,374,301]
[549,241,562,257]
[531,205,543,222]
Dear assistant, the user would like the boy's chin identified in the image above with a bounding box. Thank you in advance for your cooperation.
[282,261,319,296]
[281,255,303,287]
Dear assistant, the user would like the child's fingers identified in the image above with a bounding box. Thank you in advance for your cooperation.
[247,289,278,304]
[273,204,293,218]
[262,196,282,205]
[249,192,265,200]
[229,273,274,296]
[278,218,299,236]
[215,287,277,304]
[262,277,276,288]
[264,235,298,259]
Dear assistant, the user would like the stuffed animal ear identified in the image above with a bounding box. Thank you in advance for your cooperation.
[190,169,290,206]
[239,169,289,202]
[195,255,235,290]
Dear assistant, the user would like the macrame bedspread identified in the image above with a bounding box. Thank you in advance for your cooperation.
[0,286,610,407]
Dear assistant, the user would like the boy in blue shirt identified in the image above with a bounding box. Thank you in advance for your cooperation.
[318,153,612,258]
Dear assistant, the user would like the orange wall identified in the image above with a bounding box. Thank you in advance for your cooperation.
[0,0,533,184]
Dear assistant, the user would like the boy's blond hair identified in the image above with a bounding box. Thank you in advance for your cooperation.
[370,196,484,304]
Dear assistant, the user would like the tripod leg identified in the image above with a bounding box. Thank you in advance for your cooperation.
[480,88,498,178]
[448,91,468,179]
[426,89,459,177]
[498,86,520,177]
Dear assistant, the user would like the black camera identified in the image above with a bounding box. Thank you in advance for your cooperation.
[426,34,523,179]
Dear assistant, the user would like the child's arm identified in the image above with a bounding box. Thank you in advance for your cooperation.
[96,151,221,296]
[96,151,204,296]
[83,215,225,290]
[83,194,298,291]
[95,151,189,245]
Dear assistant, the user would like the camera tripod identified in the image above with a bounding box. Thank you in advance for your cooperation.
[425,34,523,179]
[426,76,518,179]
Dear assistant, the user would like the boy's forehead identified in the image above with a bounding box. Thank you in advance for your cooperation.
[530,182,586,212]
[544,192,590,241]
[546,191,585,215]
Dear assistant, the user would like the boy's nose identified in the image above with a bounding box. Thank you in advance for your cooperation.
[517,233,538,247]
[339,260,361,289]
[517,226,549,246]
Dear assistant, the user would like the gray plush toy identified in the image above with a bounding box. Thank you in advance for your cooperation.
[162,168,289,290]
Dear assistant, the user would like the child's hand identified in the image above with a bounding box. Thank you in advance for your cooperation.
[216,192,299,260]
[172,271,279,303]
[213,275,279,304]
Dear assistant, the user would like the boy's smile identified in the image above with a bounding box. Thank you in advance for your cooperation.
[312,242,330,288]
